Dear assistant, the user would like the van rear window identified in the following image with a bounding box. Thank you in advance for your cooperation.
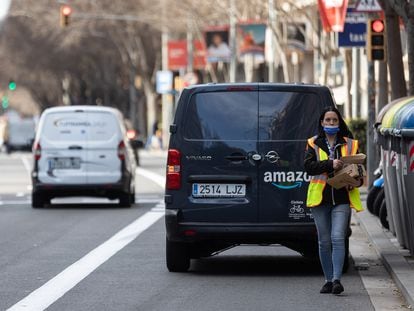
[42,111,118,142]
[185,92,258,140]
[184,90,325,141]
[259,91,323,140]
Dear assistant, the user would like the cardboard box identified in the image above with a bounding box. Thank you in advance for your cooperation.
[327,164,366,189]
[341,153,366,165]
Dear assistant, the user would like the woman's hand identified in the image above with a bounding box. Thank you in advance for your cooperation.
[333,159,344,170]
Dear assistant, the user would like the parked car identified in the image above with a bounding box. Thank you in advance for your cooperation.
[31,105,136,208]
[164,83,346,272]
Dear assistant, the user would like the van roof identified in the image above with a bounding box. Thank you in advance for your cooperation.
[42,105,122,117]
[184,82,328,91]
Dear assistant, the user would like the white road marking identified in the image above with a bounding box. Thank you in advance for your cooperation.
[7,206,165,311]
[20,155,32,178]
[136,167,165,188]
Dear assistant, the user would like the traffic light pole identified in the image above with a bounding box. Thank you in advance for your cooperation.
[367,61,377,186]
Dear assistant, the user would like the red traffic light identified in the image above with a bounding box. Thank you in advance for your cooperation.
[371,19,384,33]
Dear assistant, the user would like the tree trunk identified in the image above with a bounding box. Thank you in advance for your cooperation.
[384,1,407,99]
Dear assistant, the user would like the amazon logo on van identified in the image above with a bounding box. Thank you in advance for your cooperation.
[263,171,311,190]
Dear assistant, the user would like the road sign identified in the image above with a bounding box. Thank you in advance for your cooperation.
[156,70,173,94]
[338,8,367,47]
[354,0,382,12]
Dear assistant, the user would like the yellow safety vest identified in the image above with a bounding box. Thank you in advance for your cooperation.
[306,135,363,212]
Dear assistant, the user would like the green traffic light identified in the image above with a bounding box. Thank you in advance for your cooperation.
[2,95,9,109]
[8,81,16,91]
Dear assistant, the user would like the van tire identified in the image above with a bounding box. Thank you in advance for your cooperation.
[166,238,190,272]
[119,192,131,207]
[32,193,45,208]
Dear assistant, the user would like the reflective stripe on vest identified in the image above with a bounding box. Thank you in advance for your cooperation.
[306,136,363,212]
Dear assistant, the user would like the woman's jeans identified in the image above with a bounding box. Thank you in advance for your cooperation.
[311,204,351,282]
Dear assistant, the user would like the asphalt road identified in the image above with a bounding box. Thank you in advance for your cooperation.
[0,151,408,310]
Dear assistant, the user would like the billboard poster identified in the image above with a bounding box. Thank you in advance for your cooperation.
[205,26,231,63]
[193,39,207,69]
[237,23,266,61]
[167,40,187,71]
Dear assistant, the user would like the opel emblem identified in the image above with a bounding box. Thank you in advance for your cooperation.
[265,151,280,164]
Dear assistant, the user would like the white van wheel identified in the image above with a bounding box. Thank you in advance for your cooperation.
[32,193,45,208]
[119,192,131,207]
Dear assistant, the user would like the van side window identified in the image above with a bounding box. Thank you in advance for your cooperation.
[185,92,258,140]
[259,92,323,140]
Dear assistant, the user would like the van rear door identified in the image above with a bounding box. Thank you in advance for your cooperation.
[37,111,88,184]
[178,87,259,223]
[257,88,331,223]
[84,111,121,184]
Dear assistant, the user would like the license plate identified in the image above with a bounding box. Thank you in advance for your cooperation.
[192,183,246,198]
[50,157,81,169]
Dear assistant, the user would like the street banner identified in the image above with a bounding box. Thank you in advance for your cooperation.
[156,70,173,94]
[193,40,207,69]
[205,26,231,63]
[167,40,187,70]
[338,8,366,47]
[318,0,349,32]
[237,23,266,62]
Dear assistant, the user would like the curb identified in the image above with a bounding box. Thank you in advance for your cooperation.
[354,209,414,308]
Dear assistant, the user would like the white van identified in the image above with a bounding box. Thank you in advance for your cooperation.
[31,105,136,208]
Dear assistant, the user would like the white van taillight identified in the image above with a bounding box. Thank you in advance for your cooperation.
[118,141,126,160]
[166,149,181,190]
[33,142,41,160]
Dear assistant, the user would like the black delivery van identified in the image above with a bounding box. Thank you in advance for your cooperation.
[165,83,341,272]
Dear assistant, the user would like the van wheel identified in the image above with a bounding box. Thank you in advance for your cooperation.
[32,193,45,208]
[119,192,131,207]
[166,238,190,272]
[130,191,136,204]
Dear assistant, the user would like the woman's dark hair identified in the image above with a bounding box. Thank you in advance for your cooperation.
[318,106,353,138]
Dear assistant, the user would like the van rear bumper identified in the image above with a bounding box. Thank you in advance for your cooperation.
[32,177,131,199]
[165,209,318,244]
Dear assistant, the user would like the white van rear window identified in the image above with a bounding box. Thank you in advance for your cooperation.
[42,111,118,142]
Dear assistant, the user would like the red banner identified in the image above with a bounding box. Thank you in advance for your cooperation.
[168,40,207,70]
[193,40,206,69]
[168,40,187,71]
[318,0,348,32]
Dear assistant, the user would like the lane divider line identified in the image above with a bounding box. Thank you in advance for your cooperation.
[7,208,165,311]
[136,167,165,189]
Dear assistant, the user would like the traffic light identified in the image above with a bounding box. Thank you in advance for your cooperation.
[2,95,9,109]
[367,19,386,62]
[8,80,16,91]
[60,5,72,27]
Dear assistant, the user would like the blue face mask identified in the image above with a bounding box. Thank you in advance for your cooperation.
[323,125,340,135]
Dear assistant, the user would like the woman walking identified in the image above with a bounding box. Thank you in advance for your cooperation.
[304,107,364,295]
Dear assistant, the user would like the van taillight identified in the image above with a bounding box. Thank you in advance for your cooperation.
[33,142,41,160]
[118,141,126,160]
[166,149,181,190]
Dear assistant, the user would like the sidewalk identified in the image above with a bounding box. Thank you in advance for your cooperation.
[356,187,414,308]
